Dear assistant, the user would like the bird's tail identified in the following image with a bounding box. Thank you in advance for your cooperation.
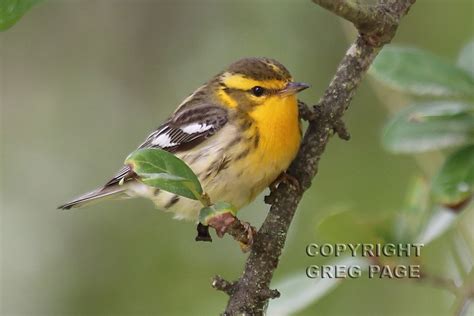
[58,185,128,210]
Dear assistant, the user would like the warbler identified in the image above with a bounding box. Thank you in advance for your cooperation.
[59,57,309,220]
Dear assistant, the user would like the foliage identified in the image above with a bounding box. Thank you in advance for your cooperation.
[432,145,474,207]
[0,0,44,31]
[125,148,203,201]
[370,46,474,97]
[382,101,474,153]
[372,41,474,210]
[199,202,236,225]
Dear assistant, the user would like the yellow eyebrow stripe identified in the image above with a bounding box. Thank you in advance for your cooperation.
[221,73,287,91]
[216,88,238,108]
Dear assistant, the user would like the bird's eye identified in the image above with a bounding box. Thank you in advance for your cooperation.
[251,86,265,97]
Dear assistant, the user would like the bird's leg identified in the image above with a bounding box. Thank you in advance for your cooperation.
[206,211,238,238]
[198,206,256,253]
[207,213,256,253]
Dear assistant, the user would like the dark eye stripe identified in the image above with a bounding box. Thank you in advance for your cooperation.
[220,82,280,98]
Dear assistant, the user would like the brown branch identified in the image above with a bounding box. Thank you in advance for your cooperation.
[214,0,416,314]
[313,0,412,46]
[212,276,237,296]
[313,0,381,32]
[298,100,317,121]
[210,215,257,253]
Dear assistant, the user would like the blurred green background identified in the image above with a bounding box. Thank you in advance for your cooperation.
[1,0,473,315]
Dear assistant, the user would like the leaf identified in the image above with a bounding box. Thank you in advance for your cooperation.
[416,206,458,245]
[458,40,474,77]
[432,145,474,207]
[370,46,474,97]
[199,201,236,225]
[267,257,369,316]
[382,101,474,153]
[125,148,203,201]
[0,0,43,31]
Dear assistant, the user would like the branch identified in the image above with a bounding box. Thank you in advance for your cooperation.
[313,0,381,32]
[212,276,237,296]
[314,0,415,46]
[216,0,416,314]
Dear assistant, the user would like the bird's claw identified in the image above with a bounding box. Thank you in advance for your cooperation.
[239,221,256,253]
[198,206,256,253]
[270,172,301,193]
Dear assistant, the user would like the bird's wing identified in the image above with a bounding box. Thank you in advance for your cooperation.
[105,104,229,186]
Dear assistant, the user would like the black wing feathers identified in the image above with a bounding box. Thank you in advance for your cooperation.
[105,104,228,187]
[139,105,228,152]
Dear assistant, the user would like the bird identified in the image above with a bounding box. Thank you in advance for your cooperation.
[58,57,309,221]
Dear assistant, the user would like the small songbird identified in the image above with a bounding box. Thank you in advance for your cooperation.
[59,57,309,220]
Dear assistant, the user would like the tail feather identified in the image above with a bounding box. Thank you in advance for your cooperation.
[58,185,127,210]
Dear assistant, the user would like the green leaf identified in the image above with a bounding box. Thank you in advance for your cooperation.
[0,0,43,31]
[458,40,474,77]
[416,206,458,244]
[432,145,474,207]
[125,148,203,201]
[370,46,474,97]
[198,201,236,225]
[382,101,474,153]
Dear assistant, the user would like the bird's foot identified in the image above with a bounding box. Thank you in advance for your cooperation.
[238,220,256,252]
[197,202,256,252]
[206,211,237,238]
[269,172,301,193]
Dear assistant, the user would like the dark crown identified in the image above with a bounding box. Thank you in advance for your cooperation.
[226,57,292,81]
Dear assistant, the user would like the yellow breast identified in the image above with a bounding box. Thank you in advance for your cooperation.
[249,94,301,167]
[239,94,301,200]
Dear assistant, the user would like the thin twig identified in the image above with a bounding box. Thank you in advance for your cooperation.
[298,100,317,121]
[212,276,237,296]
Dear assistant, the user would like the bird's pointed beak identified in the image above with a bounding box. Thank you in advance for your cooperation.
[280,82,310,96]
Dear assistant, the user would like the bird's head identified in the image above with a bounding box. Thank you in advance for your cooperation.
[213,57,309,111]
